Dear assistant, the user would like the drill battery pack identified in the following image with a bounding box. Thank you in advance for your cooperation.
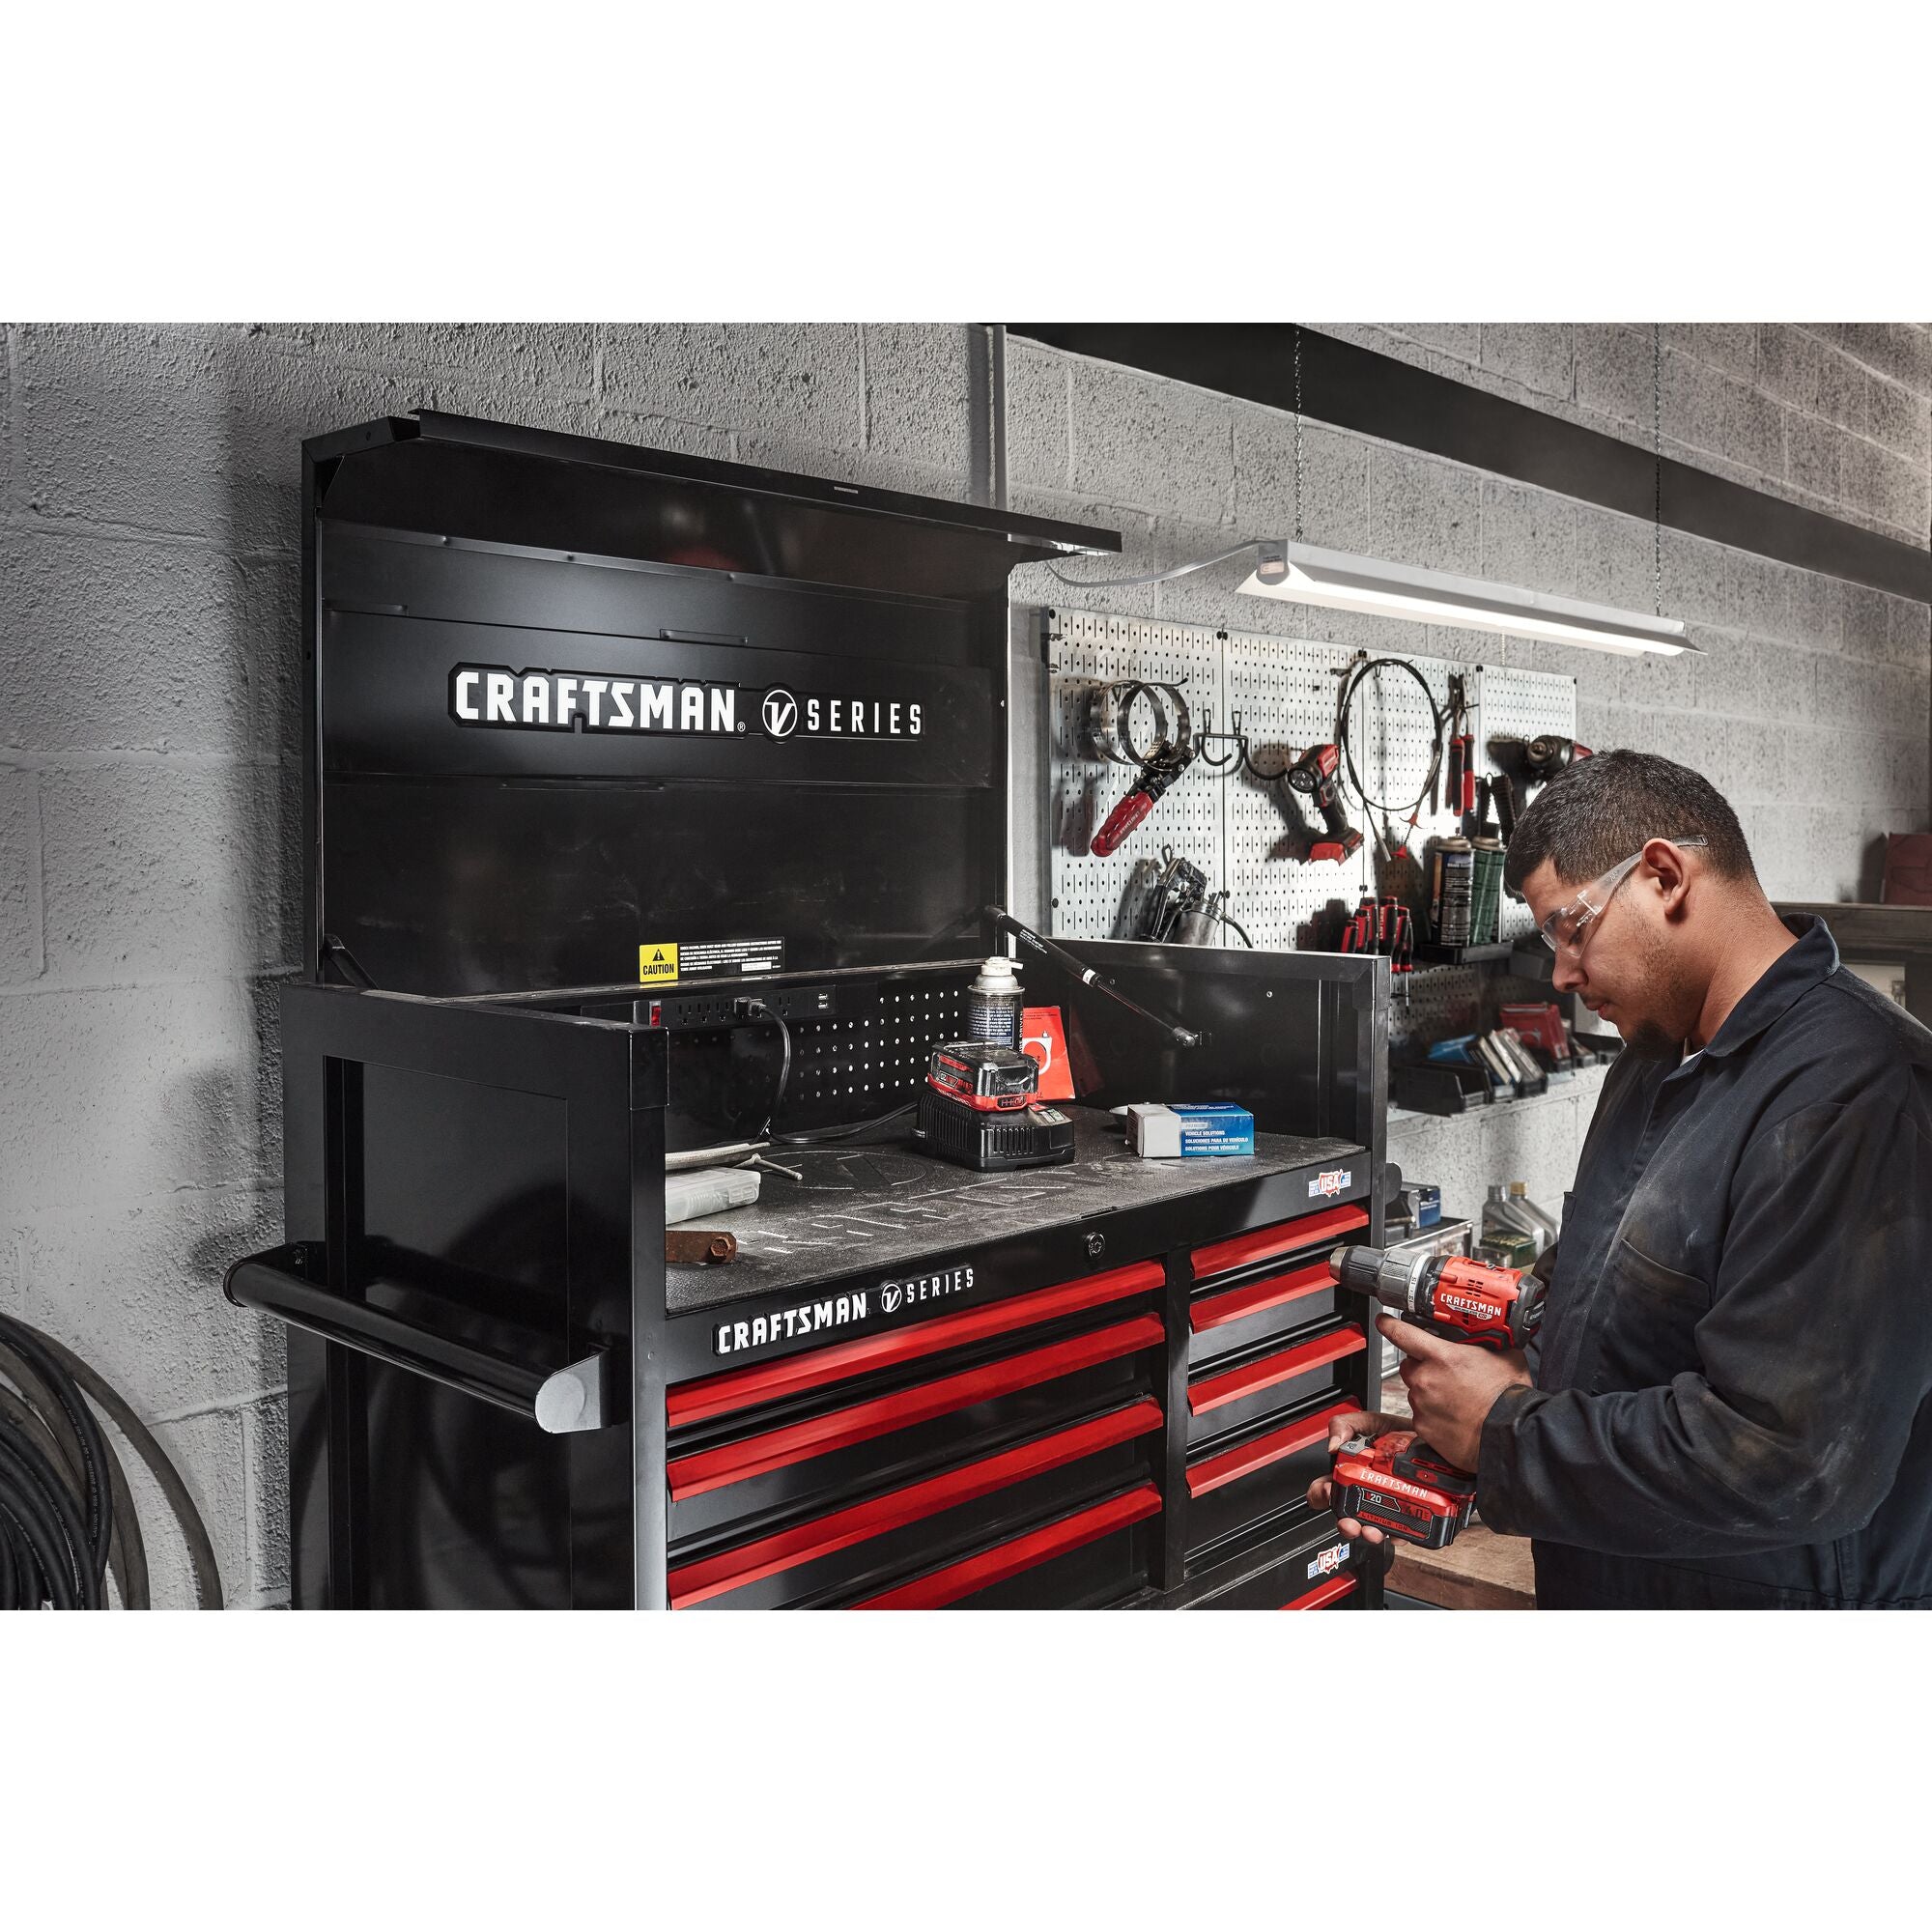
[925,1041,1040,1111]
[1329,1432,1478,1549]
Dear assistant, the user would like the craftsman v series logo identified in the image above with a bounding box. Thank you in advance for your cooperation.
[449,664,923,741]
[713,1264,976,1356]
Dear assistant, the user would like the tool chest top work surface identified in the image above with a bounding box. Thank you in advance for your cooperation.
[668,1109,1361,1312]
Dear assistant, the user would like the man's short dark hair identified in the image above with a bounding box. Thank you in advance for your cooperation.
[1502,749,1756,895]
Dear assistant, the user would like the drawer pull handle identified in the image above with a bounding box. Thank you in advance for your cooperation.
[1282,1575,1356,1610]
[668,1260,1164,1428]
[1188,1325,1366,1417]
[1191,1260,1332,1335]
[668,1313,1164,1500]
[1191,1204,1367,1282]
[853,1485,1162,1610]
[1186,1399,1358,1498]
[668,1399,1163,1608]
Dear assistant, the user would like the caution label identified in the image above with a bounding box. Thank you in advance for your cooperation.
[637,938,786,985]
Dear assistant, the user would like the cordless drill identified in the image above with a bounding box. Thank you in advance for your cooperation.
[1323,1244,1546,1548]
[1284,744,1362,863]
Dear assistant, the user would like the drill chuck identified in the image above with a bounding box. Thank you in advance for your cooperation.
[1327,1243,1544,1351]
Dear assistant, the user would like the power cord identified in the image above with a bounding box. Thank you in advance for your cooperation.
[0,1311,222,1609]
[735,998,793,1142]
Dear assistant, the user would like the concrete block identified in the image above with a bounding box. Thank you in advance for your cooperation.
[1694,629,1815,726]
[1863,375,1930,465]
[1782,411,1845,501]
[1888,593,1931,670]
[0,980,267,1220]
[600,324,863,451]
[240,552,302,762]
[1479,325,1575,401]
[244,1393,289,1603]
[1814,655,1927,734]
[1788,570,1843,656]
[1839,435,1929,538]
[591,408,734,465]
[1575,697,1616,753]
[1756,327,1824,410]
[0,772,43,983]
[1370,446,1480,575]
[1,327,13,511]
[1377,324,1480,363]
[1712,717,1786,809]
[1659,528,1746,631]
[1149,520,1282,630]
[0,527,259,754]
[0,1230,17,1318]
[15,326,604,552]
[17,1183,284,1430]
[1232,412,1371,552]
[1571,505,1658,614]
[1840,582,1893,665]
[1479,478,1575,593]
[1005,340,1071,495]
[1500,633,1614,707]
[1069,361,1234,526]
[256,323,597,395]
[106,1402,246,1609]
[1617,633,1698,713]
[1663,354,1786,479]
[1887,734,1930,814]
[38,761,297,982]
[1574,325,1649,428]
[1812,347,1872,439]
[1411,1112,1491,1230]
[1663,325,1757,384]
[1730,552,1796,645]
[1481,1092,1579,1221]
[861,325,971,483]
[1821,324,1932,396]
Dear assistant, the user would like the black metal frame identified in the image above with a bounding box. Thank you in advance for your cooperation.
[240,412,1394,1609]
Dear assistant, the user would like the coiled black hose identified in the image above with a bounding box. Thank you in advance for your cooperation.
[0,1311,222,1610]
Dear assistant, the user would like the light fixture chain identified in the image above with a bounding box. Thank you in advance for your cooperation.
[1293,325,1305,546]
[1652,323,1662,617]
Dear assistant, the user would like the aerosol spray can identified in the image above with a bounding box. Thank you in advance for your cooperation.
[966,955,1025,1049]
[1429,837,1474,947]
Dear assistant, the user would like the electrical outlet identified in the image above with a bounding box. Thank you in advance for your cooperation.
[647,983,841,1031]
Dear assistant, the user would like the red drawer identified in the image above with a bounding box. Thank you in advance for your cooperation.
[1186,1398,1357,1499]
[1191,1204,1368,1281]
[853,1485,1163,1609]
[1282,1575,1356,1610]
[668,1259,1164,1427]
[1191,1259,1332,1334]
[668,1312,1164,1500]
[668,1399,1161,1607]
[1187,1325,1365,1418]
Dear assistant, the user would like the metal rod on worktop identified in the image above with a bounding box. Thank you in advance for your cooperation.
[981,906,1203,1048]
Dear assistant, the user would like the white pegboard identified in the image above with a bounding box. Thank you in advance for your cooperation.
[1041,611,1576,1044]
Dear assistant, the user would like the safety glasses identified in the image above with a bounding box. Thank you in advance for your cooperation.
[1539,837,1708,954]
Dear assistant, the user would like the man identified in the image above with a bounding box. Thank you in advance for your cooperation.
[1310,750,1932,1607]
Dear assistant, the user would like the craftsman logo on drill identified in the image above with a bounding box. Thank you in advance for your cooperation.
[1310,1168,1352,1200]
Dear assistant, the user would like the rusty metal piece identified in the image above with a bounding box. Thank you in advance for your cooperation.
[665,1228,738,1265]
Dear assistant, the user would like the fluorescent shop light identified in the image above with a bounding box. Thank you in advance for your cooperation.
[1237,542,1692,657]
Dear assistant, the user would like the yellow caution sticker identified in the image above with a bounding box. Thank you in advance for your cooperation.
[639,943,679,983]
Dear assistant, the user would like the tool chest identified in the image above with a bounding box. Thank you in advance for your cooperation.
[228,413,1390,1609]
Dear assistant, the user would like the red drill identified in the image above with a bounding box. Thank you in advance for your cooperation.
[1323,1243,1545,1547]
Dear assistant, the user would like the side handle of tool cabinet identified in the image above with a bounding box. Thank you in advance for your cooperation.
[224,1243,618,1435]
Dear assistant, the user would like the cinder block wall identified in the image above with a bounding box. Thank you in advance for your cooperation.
[2,324,1926,1604]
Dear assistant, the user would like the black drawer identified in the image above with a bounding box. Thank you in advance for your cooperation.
[672,1415,1159,1609]
[1184,1319,1367,1445]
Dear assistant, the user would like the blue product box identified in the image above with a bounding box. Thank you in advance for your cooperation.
[1127,1102,1256,1159]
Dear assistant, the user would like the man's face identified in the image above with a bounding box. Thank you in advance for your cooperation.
[1520,854,1699,1059]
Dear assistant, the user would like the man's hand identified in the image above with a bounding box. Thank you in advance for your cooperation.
[1387,1317,1530,1471]
[1304,1408,1408,1544]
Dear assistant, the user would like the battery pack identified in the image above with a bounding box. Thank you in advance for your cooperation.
[916,1085,1076,1171]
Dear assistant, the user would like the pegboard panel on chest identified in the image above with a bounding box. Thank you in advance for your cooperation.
[788,983,972,1116]
[1046,610,1224,942]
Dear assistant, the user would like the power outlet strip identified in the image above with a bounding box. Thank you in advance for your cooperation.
[645,983,842,1031]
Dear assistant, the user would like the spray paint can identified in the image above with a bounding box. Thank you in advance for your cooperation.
[966,955,1025,1049]
[1470,838,1506,946]
[1429,837,1474,947]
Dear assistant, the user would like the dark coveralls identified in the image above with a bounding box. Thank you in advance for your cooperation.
[1476,917,1932,1607]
